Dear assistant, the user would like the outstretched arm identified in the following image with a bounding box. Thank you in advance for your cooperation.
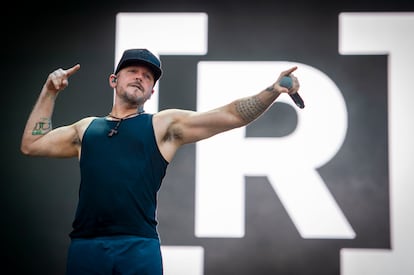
[155,66,300,161]
[20,64,83,158]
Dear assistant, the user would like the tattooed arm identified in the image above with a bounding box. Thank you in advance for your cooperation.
[20,64,85,158]
[153,66,300,162]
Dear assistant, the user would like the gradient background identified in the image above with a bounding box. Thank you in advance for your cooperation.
[3,0,414,274]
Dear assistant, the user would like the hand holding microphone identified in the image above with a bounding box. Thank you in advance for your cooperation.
[279,75,305,109]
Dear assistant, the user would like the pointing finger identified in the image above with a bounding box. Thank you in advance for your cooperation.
[282,66,297,76]
[65,64,81,77]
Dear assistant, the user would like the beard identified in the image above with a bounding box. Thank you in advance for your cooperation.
[119,88,147,106]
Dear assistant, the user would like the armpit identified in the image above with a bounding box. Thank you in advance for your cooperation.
[162,124,184,142]
[72,135,81,146]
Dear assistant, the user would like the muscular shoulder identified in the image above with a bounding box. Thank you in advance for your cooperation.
[153,109,194,143]
[74,116,97,143]
[152,109,196,162]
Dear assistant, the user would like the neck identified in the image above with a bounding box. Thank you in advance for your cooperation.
[106,108,145,137]
[108,106,145,120]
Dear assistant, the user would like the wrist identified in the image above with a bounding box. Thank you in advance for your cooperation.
[265,85,280,95]
[41,86,58,100]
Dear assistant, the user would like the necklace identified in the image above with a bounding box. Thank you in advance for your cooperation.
[107,110,144,137]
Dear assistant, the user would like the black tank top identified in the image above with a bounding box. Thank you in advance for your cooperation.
[70,114,168,239]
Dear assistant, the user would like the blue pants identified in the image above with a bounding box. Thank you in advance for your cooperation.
[66,235,163,275]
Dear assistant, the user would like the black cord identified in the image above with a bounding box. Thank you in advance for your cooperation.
[107,110,144,137]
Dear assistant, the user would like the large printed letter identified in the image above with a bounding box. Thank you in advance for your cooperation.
[339,12,414,275]
[115,12,208,275]
[195,61,355,239]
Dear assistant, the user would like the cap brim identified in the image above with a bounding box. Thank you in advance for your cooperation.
[115,59,162,81]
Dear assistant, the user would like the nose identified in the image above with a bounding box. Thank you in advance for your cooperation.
[134,74,143,82]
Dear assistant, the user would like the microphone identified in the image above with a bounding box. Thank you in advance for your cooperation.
[279,76,305,109]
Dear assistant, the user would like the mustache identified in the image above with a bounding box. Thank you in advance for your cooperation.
[129,81,144,90]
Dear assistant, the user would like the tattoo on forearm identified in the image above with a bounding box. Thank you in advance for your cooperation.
[32,117,52,135]
[46,91,56,99]
[235,96,267,122]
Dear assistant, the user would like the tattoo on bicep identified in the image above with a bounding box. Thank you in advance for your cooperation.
[235,96,267,122]
[32,117,52,135]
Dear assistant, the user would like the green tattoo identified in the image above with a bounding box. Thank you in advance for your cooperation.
[32,117,52,135]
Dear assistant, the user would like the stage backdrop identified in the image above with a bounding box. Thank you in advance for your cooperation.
[3,1,413,274]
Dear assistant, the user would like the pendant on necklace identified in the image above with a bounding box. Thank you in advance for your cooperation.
[108,128,119,137]
[107,110,144,137]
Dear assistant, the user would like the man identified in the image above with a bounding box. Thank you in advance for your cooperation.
[21,48,300,274]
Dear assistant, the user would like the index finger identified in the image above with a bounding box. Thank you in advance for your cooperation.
[281,66,298,76]
[65,64,81,77]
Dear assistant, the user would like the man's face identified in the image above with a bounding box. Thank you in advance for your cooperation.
[115,65,155,105]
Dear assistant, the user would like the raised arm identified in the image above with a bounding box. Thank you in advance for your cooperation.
[20,64,84,158]
[154,66,300,162]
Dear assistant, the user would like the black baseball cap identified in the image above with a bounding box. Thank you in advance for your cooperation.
[114,49,162,82]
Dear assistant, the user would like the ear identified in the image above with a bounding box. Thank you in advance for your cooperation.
[109,74,117,87]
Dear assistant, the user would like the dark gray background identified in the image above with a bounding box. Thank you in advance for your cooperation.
[3,0,413,274]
